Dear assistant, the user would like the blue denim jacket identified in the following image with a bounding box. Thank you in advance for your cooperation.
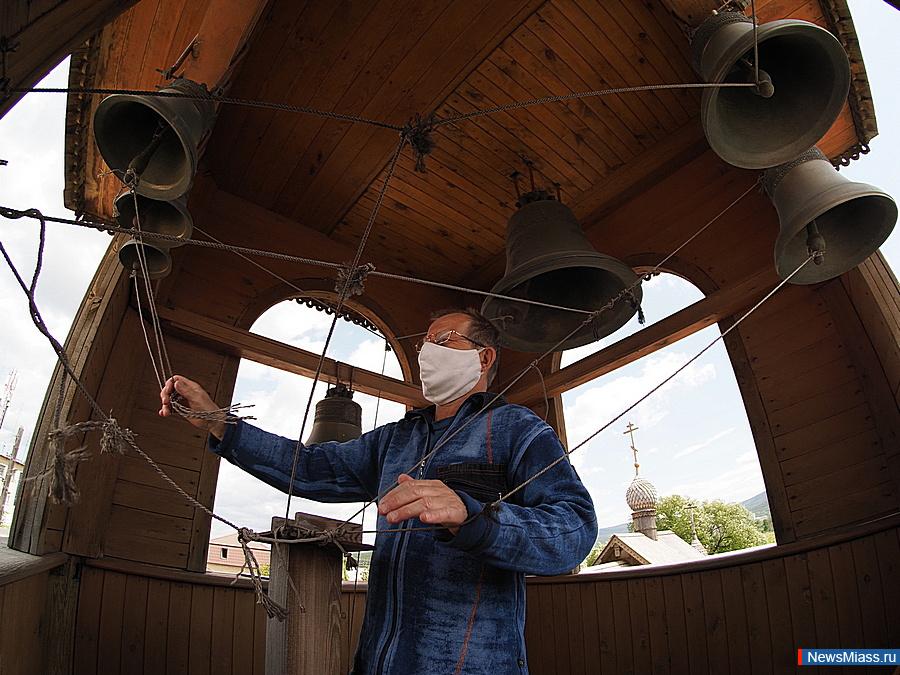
[211,392,597,674]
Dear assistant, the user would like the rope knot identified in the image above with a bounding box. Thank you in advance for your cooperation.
[481,501,503,523]
[237,527,289,621]
[402,113,436,173]
[336,262,375,297]
[100,417,134,455]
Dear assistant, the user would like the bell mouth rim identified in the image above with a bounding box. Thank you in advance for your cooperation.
[481,257,642,353]
[93,93,201,201]
[487,252,641,298]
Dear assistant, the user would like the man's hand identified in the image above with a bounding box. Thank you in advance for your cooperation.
[159,375,227,440]
[378,474,467,535]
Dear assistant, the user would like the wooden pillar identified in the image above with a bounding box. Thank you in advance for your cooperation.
[266,513,371,675]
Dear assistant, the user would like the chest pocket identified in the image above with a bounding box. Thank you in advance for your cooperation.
[437,462,509,503]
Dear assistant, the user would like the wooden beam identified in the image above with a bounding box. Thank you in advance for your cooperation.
[156,305,428,408]
[178,0,268,92]
[508,267,780,406]
[0,0,141,119]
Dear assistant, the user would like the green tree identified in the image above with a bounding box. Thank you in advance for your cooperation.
[656,495,768,554]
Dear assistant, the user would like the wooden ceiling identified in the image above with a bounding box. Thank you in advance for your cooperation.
[46,0,869,334]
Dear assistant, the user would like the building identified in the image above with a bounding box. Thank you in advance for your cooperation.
[206,532,270,575]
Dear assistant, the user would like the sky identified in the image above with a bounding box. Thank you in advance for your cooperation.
[1,0,898,538]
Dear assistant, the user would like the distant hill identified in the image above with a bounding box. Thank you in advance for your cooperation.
[741,491,770,520]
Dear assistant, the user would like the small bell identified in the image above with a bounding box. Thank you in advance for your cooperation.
[304,383,363,445]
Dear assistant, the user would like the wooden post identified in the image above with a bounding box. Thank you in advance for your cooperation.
[265,513,371,675]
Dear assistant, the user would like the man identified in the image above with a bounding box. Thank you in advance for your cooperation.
[160,308,597,675]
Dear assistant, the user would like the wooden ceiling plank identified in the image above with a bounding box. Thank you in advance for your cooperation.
[584,0,688,128]
[439,90,590,194]
[511,19,652,158]
[281,1,554,228]
[272,0,452,219]
[314,0,553,235]
[484,37,625,173]
[478,49,613,183]
[335,193,489,278]
[387,162,512,245]
[372,171,505,254]
[603,0,697,124]
[205,0,321,192]
[557,0,681,134]
[456,76,597,194]
[389,164,508,248]
[428,104,542,207]
[156,306,427,407]
[532,1,663,148]
[240,0,405,208]
[508,266,781,404]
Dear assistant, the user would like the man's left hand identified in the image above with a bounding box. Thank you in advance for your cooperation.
[378,474,467,535]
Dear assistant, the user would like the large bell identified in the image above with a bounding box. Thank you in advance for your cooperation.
[94,78,216,200]
[304,383,363,445]
[690,12,850,169]
[764,147,897,284]
[481,194,641,353]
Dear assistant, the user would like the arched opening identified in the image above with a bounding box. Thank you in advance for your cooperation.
[558,272,769,548]
[208,299,406,543]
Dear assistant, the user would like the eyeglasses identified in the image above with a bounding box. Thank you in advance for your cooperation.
[416,329,488,353]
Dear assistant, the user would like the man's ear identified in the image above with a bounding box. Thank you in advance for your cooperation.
[480,347,496,372]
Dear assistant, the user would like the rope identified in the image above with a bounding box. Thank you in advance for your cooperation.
[0,206,597,317]
[10,86,403,131]
[481,253,815,512]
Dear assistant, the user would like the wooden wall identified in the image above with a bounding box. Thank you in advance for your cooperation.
[0,571,53,674]
[63,513,899,675]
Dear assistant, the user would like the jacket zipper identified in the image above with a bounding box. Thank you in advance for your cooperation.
[374,420,433,673]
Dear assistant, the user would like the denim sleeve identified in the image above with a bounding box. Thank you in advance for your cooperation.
[437,427,598,576]
[209,420,381,502]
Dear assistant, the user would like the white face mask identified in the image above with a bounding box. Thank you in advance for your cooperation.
[418,341,484,406]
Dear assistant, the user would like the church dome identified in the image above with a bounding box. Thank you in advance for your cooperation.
[626,475,658,510]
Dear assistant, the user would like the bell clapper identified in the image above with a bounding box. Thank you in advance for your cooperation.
[805,219,826,266]
[127,120,172,180]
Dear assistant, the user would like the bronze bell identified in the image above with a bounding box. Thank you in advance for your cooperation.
[690,12,850,169]
[304,383,363,445]
[94,78,216,201]
[114,190,192,279]
[118,240,173,280]
[764,147,897,284]
[481,192,641,353]
[114,190,193,244]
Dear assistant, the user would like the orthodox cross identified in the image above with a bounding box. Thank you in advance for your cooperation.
[623,422,640,476]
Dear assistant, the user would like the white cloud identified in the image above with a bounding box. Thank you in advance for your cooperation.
[673,426,735,459]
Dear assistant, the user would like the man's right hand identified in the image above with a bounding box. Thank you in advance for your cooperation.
[159,375,227,440]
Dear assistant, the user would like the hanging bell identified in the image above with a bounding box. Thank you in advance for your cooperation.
[94,78,216,200]
[304,383,363,445]
[118,239,173,280]
[114,190,193,247]
[764,147,897,284]
[690,12,850,169]
[481,192,641,353]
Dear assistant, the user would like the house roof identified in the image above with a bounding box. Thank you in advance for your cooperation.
[210,532,269,551]
[593,530,706,567]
